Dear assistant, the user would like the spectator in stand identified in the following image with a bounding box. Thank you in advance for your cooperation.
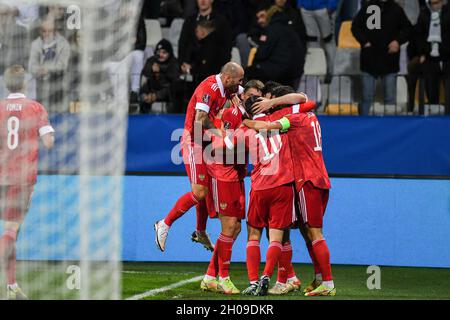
[190,20,228,86]
[297,0,339,83]
[178,0,233,80]
[159,0,184,27]
[28,18,70,112]
[213,0,248,40]
[139,39,181,114]
[245,6,306,88]
[107,8,146,105]
[274,0,307,46]
[416,0,450,114]
[0,4,29,77]
[236,2,272,67]
[352,0,412,116]
[67,31,81,104]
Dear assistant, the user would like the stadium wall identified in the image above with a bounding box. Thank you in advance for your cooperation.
[40,114,450,176]
[16,175,450,268]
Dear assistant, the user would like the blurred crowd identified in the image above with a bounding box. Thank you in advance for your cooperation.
[0,0,448,115]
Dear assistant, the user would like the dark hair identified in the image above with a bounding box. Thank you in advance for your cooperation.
[256,1,272,13]
[244,95,261,117]
[261,80,283,96]
[271,85,295,98]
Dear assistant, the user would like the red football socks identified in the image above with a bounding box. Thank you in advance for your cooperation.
[277,241,293,283]
[312,238,333,281]
[307,242,321,275]
[262,241,283,279]
[164,192,199,226]
[7,248,16,285]
[217,233,234,278]
[195,200,208,232]
[246,240,260,282]
[206,242,219,278]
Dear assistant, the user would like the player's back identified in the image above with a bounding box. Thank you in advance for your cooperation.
[276,112,330,190]
[245,115,294,191]
[207,105,247,182]
[183,75,228,145]
[0,94,50,185]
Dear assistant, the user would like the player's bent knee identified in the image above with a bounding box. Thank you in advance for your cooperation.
[192,185,208,200]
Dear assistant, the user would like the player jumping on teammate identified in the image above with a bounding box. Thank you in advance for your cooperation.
[154,62,244,252]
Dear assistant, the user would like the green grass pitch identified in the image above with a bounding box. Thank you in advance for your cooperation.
[122,262,450,300]
[2,261,449,299]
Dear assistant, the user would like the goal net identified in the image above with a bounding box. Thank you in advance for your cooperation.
[0,0,142,299]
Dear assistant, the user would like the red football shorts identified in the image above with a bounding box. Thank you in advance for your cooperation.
[182,143,210,187]
[296,181,329,228]
[206,178,245,219]
[247,184,295,229]
[0,185,34,222]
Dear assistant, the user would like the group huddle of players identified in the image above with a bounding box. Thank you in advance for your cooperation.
[154,62,335,297]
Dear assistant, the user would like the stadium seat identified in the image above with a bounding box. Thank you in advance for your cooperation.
[169,18,184,57]
[396,75,408,109]
[231,47,241,65]
[338,21,360,49]
[304,47,327,76]
[371,103,405,115]
[300,48,327,104]
[247,47,257,67]
[324,103,359,115]
[145,19,163,49]
[333,48,361,75]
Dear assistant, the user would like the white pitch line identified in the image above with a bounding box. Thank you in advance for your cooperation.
[126,275,203,300]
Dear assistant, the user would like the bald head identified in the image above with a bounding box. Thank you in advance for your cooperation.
[220,62,244,94]
[221,62,244,78]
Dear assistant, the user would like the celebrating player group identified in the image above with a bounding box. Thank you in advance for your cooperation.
[154,62,335,297]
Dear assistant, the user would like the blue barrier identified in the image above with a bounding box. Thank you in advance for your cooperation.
[42,114,450,176]
[123,176,450,268]
[14,175,449,268]
[125,115,450,176]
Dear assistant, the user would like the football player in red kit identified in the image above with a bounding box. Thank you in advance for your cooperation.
[244,89,335,297]
[154,62,244,252]
[200,80,264,294]
[0,65,55,299]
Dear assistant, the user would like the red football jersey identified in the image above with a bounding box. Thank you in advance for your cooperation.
[207,105,247,182]
[271,112,331,190]
[270,100,316,118]
[227,114,294,191]
[0,93,54,185]
[182,74,229,146]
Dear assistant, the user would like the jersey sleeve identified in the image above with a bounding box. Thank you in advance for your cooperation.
[194,85,215,114]
[286,113,305,129]
[37,103,55,136]
[221,108,241,130]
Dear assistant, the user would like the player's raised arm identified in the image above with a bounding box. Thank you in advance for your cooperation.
[242,117,290,132]
[252,92,308,114]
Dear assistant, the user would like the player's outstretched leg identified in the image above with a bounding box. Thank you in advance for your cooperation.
[154,189,201,252]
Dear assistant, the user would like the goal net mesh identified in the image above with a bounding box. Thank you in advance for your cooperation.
[0,0,142,299]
